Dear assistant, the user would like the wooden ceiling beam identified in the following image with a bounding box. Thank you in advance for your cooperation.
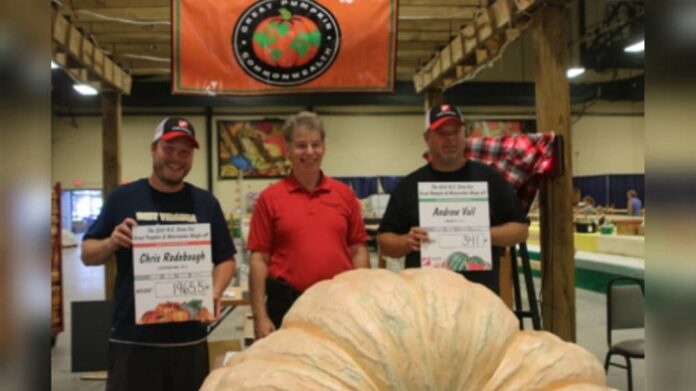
[75,21,168,34]
[91,32,170,44]
[64,5,478,22]
[414,0,538,92]
[402,0,485,5]
[398,31,453,42]
[399,6,479,20]
[70,0,168,7]
[60,6,169,22]
[398,42,443,51]
[399,19,471,32]
[52,8,132,94]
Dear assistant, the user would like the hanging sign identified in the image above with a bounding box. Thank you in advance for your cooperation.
[172,0,398,95]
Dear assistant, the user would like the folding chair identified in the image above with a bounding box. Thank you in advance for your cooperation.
[604,277,644,391]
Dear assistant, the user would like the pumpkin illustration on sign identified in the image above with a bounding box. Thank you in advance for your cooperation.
[252,8,321,69]
[139,300,213,324]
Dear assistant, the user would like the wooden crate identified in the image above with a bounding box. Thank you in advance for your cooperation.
[51,183,64,338]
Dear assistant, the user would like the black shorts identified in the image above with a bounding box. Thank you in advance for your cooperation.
[106,340,209,391]
[265,278,301,329]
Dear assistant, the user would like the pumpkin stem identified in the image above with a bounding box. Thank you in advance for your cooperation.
[279,7,292,21]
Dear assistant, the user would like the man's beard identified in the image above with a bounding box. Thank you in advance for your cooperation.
[153,161,188,186]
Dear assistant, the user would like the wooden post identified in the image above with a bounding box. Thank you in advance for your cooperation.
[424,88,443,110]
[102,90,122,300]
[533,2,576,342]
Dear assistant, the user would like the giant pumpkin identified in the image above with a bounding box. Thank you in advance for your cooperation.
[202,268,614,391]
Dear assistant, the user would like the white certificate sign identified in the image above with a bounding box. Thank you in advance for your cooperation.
[132,223,214,325]
[418,182,492,272]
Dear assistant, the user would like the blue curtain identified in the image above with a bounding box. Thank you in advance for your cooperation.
[335,177,379,199]
[573,174,645,208]
[608,174,644,209]
[379,176,403,194]
[573,175,609,206]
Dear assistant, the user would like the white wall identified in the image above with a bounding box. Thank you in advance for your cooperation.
[52,115,209,189]
[571,102,644,176]
[52,110,427,215]
[52,103,644,215]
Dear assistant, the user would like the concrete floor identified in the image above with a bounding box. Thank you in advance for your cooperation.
[51,247,644,390]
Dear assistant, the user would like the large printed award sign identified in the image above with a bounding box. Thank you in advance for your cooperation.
[418,182,493,272]
[133,224,214,325]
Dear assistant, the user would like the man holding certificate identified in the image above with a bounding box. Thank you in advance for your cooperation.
[247,111,370,339]
[377,104,528,294]
[81,117,236,391]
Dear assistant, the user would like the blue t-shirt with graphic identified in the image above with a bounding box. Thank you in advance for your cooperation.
[84,179,236,345]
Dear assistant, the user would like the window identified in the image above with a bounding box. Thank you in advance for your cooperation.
[63,189,103,232]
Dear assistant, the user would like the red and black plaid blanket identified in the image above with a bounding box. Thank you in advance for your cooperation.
[424,133,556,211]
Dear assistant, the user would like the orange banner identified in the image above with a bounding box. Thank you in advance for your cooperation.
[172,0,398,95]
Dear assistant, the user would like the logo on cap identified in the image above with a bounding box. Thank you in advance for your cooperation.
[178,120,189,129]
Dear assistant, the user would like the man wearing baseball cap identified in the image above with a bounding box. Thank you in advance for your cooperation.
[377,104,528,294]
[81,117,236,390]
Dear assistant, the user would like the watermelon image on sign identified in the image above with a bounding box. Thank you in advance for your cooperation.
[232,0,341,87]
[447,252,469,272]
[252,8,321,68]
[465,256,488,271]
[447,252,489,271]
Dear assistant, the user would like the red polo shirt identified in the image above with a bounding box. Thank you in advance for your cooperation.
[247,174,368,292]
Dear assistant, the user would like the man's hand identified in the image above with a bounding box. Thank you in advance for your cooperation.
[253,315,276,339]
[82,217,137,266]
[110,217,137,249]
[405,227,430,252]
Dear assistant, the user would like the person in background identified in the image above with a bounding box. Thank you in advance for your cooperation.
[247,111,369,339]
[579,195,597,215]
[81,117,237,391]
[627,189,643,216]
[377,104,528,295]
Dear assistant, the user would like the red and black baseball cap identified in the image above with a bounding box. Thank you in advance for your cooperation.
[152,117,199,148]
[425,104,464,131]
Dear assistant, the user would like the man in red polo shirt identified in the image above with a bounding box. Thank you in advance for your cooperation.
[247,111,369,339]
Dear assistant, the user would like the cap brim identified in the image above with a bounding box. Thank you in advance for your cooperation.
[160,131,200,148]
[428,116,463,131]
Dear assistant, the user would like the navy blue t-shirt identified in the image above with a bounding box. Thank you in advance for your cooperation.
[378,161,528,294]
[84,179,236,345]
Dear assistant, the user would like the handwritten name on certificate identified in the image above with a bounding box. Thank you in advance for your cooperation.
[418,182,492,271]
[132,223,214,325]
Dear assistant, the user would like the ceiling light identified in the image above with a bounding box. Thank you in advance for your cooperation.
[566,67,585,79]
[51,61,59,69]
[73,84,98,96]
[624,40,644,53]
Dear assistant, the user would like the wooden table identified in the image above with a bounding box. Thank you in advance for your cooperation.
[220,286,251,307]
[208,286,251,336]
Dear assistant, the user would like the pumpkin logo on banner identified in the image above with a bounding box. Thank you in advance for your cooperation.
[232,0,341,86]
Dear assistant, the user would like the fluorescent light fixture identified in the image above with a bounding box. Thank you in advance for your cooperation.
[566,67,585,78]
[51,61,59,69]
[624,40,644,53]
[73,84,98,96]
